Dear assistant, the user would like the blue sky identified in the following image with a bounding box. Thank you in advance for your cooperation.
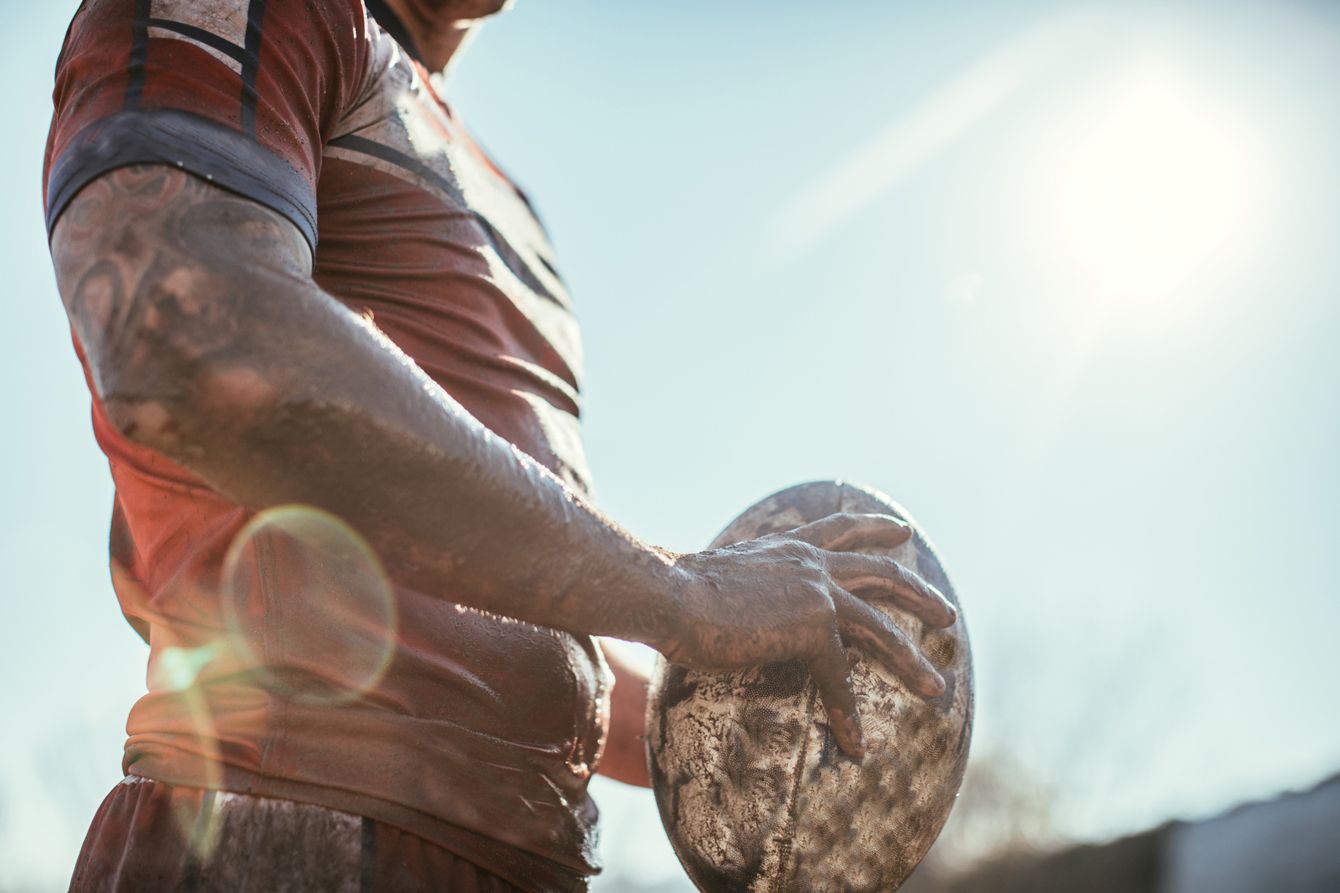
[2,1,1337,889]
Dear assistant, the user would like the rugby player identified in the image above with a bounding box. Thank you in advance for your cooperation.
[44,0,956,888]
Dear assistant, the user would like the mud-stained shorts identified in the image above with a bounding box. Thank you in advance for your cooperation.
[69,777,525,892]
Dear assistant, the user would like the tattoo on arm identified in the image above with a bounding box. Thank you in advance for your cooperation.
[53,166,310,425]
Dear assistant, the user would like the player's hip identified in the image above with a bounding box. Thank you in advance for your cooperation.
[69,776,524,893]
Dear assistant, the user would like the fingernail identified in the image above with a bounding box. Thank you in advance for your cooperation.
[922,672,946,698]
[926,586,955,626]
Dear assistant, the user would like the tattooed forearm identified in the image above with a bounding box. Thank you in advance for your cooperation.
[50,165,683,645]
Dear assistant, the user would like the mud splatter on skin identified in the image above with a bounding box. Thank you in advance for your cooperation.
[649,481,975,893]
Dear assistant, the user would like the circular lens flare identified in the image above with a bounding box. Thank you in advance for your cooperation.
[221,505,398,705]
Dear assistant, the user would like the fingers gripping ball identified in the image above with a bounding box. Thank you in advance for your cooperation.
[648,481,974,893]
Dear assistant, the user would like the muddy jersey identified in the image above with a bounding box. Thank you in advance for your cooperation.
[44,1,609,890]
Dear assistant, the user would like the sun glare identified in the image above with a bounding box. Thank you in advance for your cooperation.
[1041,62,1263,319]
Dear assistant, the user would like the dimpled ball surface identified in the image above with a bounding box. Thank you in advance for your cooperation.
[647,481,974,893]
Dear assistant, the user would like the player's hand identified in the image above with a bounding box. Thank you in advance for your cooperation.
[660,512,957,760]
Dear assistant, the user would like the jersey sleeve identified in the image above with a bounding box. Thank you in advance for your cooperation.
[44,0,371,251]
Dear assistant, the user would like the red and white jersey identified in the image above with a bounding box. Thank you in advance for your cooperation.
[45,2,608,889]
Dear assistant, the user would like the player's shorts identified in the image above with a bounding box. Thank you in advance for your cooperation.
[69,776,525,892]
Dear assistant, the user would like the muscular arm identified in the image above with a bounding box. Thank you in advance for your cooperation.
[52,166,955,758]
[55,165,679,642]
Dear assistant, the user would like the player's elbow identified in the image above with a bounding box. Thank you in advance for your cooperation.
[101,389,188,453]
[91,282,281,459]
[99,341,281,456]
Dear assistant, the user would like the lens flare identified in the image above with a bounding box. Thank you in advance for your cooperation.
[146,643,228,857]
[1039,60,1265,321]
[221,505,398,706]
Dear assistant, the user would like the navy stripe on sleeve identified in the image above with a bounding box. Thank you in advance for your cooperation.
[46,108,317,251]
[328,134,566,307]
[240,0,268,134]
[124,0,151,109]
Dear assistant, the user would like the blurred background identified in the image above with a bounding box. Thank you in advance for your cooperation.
[2,1,1338,890]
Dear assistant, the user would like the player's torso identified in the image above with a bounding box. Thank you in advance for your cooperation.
[304,5,608,763]
[50,0,609,881]
[315,15,591,495]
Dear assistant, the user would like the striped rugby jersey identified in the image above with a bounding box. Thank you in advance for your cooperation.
[44,2,608,890]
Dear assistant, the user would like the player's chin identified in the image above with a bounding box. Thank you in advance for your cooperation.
[434,0,515,18]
